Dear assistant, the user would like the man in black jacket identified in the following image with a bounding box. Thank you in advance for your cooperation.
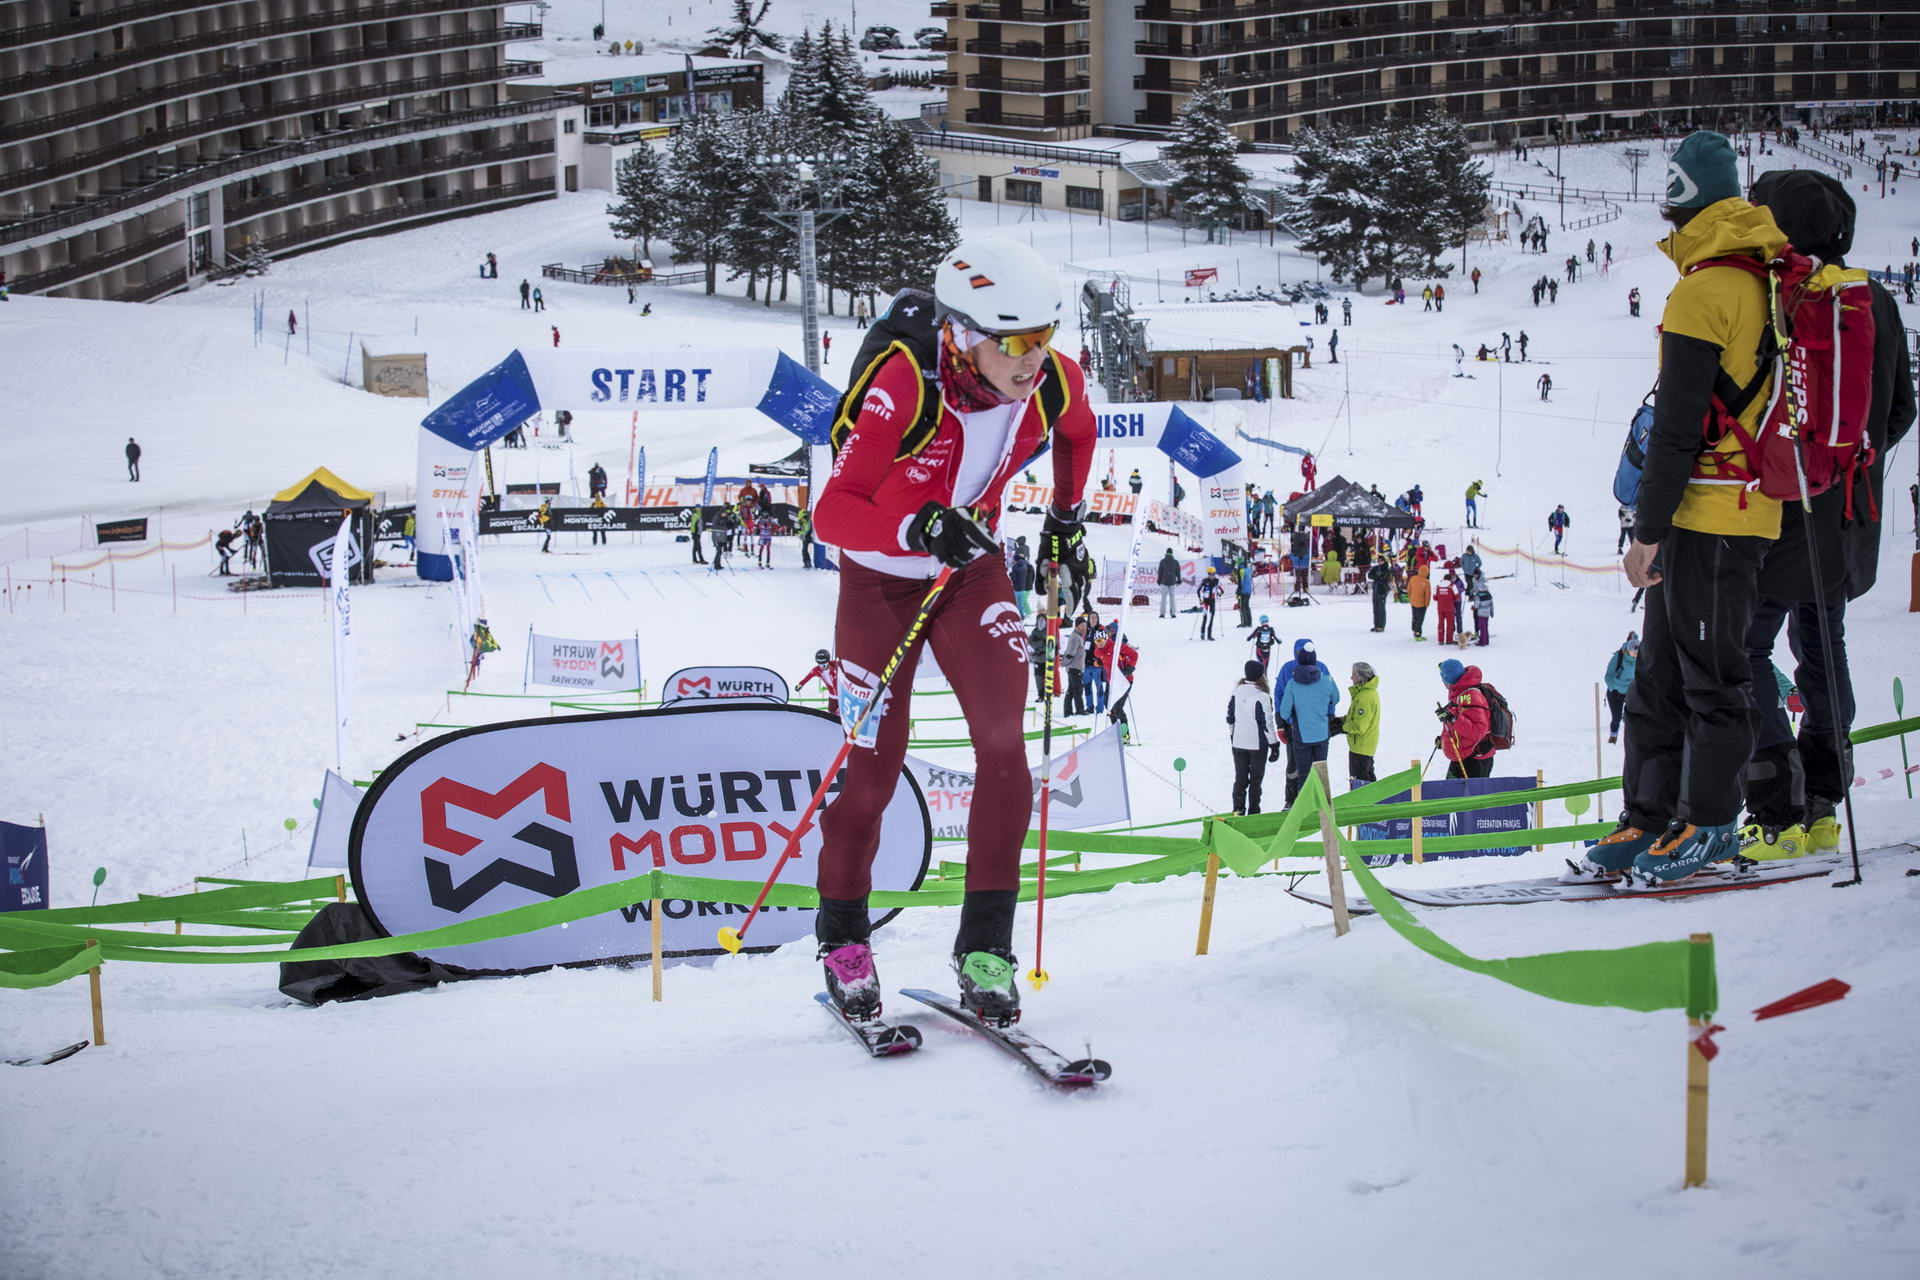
[1156,547,1182,617]
[1737,170,1916,857]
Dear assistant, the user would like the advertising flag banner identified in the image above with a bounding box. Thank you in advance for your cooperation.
[905,726,1131,842]
[307,771,362,872]
[349,704,931,968]
[635,446,647,511]
[0,820,49,911]
[328,510,354,771]
[416,350,540,581]
[1200,465,1248,555]
[529,634,641,691]
[702,447,719,507]
[660,665,789,706]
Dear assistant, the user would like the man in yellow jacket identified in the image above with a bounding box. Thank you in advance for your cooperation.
[1580,131,1788,891]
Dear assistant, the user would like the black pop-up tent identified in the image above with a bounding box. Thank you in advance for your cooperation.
[1282,475,1421,529]
[264,467,376,587]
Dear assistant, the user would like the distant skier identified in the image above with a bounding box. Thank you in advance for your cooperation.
[215,529,239,575]
[796,649,840,700]
[1248,615,1279,671]
[519,279,531,308]
[1452,343,1465,377]
[821,330,832,366]
[286,309,297,336]
[125,436,141,482]
[1548,503,1570,552]
[1197,566,1223,639]
[1301,451,1318,491]
[1628,287,1641,317]
[1536,372,1552,401]
[1616,503,1635,553]
[551,325,560,348]
[1464,479,1486,528]
[1603,634,1639,745]
[1517,331,1530,361]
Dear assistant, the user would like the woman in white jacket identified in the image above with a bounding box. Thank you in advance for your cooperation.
[1226,660,1281,816]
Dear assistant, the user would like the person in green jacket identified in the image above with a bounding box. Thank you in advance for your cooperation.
[1345,662,1381,783]
[688,505,706,564]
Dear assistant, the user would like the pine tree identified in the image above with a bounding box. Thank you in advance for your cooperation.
[661,112,749,295]
[844,119,959,299]
[779,28,821,119]
[810,24,879,138]
[708,0,784,60]
[606,141,671,256]
[1165,82,1257,243]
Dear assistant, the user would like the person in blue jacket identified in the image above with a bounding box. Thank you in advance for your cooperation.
[1603,632,1639,745]
[1235,556,1256,627]
[1276,640,1341,803]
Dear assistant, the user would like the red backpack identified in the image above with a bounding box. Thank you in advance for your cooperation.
[1690,250,1878,514]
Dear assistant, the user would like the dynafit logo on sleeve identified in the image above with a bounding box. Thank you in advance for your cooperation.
[418,763,579,911]
[862,386,897,421]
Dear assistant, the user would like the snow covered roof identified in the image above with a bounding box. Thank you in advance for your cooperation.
[1135,301,1309,353]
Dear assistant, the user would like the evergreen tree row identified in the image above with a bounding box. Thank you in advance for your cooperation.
[1285,114,1491,286]
[607,22,958,309]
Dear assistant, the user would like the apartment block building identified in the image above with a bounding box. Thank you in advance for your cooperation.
[1,0,578,302]
[931,1,1920,145]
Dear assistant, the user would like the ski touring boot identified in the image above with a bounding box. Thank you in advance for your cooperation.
[1737,820,1809,862]
[954,949,1021,1027]
[1805,799,1842,854]
[1560,822,1659,884]
[819,941,882,1022]
[1619,821,1740,892]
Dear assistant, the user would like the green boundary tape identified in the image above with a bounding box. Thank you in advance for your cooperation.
[3,715,1908,990]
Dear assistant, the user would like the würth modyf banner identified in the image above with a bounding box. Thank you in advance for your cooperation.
[526,632,640,692]
[660,665,788,705]
[349,704,931,969]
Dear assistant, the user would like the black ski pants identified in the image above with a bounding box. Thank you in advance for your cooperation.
[1622,527,1769,830]
[1200,603,1216,639]
[1371,588,1388,629]
[690,529,705,563]
[1743,595,1853,823]
[1410,604,1428,638]
[1284,739,1330,804]
[1606,689,1628,737]
[1231,748,1267,815]
[1446,755,1494,780]
[1348,752,1376,784]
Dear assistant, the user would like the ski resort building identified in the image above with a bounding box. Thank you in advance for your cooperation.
[0,0,578,302]
[927,1,1920,144]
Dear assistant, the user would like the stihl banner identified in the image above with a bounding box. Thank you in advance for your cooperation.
[350,704,931,970]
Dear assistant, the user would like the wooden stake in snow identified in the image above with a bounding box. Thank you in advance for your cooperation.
[1313,762,1350,937]
[86,940,105,1046]
[1685,932,1714,1189]
[1409,759,1425,865]
[1194,823,1221,956]
[650,899,664,1002]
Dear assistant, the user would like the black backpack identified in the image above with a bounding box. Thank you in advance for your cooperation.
[1475,682,1517,751]
[830,288,1073,464]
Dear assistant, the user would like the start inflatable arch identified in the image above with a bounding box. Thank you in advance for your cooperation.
[414,346,1244,581]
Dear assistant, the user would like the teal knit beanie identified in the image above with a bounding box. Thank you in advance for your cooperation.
[1664,131,1741,209]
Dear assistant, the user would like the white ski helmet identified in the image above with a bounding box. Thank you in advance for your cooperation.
[933,239,1061,336]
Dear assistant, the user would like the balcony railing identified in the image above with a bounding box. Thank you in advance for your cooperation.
[1,27,539,148]
[0,0,515,97]
[929,2,959,16]
[121,266,190,303]
[1131,0,1866,30]
[963,108,1091,129]
[10,222,182,294]
[963,39,1089,58]
[224,139,551,224]
[252,177,550,255]
[0,95,569,248]
[931,70,959,88]
[963,3,1089,24]
[929,36,959,53]
[967,74,1090,95]
[2,62,540,199]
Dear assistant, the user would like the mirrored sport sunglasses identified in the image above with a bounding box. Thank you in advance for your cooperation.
[981,322,1057,358]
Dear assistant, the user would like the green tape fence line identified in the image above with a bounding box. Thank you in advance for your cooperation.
[1284,768,1719,1017]
[36,875,346,925]
[1850,714,1920,745]
[0,942,100,991]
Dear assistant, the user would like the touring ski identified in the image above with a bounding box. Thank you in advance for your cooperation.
[814,993,922,1058]
[899,988,1110,1087]
[5,1041,89,1067]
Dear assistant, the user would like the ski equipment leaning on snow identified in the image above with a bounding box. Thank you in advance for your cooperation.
[808,238,1096,1026]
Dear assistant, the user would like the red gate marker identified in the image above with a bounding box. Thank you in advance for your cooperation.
[1752,978,1851,1021]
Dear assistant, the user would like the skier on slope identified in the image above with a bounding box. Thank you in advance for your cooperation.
[796,649,841,700]
[1247,614,1280,672]
[1548,503,1571,553]
[809,239,1096,1026]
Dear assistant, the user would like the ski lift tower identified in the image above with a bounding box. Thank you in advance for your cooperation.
[1078,278,1152,402]
[761,153,851,377]
[1623,147,1649,202]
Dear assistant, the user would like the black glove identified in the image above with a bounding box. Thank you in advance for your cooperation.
[1267,744,1281,764]
[904,502,998,569]
[1328,714,1346,738]
[1038,503,1095,612]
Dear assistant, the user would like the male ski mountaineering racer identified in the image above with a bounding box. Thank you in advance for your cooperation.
[811,238,1096,1025]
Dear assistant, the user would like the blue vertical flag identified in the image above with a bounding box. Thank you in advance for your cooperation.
[636,446,647,507]
[1,819,49,911]
[701,447,718,507]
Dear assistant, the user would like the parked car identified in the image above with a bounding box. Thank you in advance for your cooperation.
[859,25,904,51]
[914,26,944,48]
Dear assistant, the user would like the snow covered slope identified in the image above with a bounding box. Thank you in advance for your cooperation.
[2,132,1917,1279]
